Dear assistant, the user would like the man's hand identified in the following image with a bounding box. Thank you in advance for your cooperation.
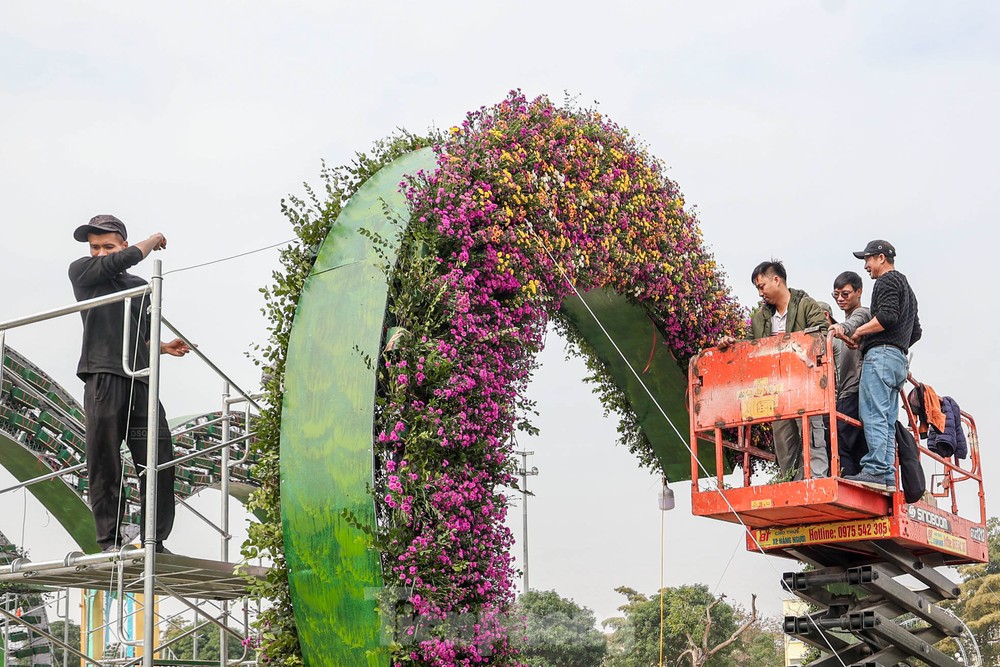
[717,335,737,351]
[135,233,168,258]
[161,338,191,357]
[828,324,859,350]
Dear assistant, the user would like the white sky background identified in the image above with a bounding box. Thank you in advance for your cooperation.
[2,0,999,628]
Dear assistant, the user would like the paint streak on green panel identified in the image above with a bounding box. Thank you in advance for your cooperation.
[281,148,437,666]
[559,289,722,482]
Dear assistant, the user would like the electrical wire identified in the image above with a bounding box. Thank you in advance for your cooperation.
[659,496,666,667]
[162,239,295,276]
[526,224,850,667]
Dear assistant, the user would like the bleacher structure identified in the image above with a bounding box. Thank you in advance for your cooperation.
[0,263,268,667]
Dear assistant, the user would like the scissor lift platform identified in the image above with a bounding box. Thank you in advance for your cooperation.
[686,332,988,666]
[693,477,986,566]
[0,547,267,600]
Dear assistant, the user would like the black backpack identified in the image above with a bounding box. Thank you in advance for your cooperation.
[895,420,925,504]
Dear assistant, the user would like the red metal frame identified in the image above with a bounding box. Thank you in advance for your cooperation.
[687,332,987,565]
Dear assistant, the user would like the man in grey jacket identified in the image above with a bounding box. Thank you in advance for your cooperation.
[827,271,872,476]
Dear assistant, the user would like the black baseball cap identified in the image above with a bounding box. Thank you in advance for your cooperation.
[74,214,128,242]
[852,239,895,259]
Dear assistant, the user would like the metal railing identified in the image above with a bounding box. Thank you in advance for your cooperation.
[0,260,260,667]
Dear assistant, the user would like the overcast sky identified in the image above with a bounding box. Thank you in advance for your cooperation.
[2,0,999,627]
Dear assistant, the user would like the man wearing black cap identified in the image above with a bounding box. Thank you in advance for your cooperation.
[841,240,921,492]
[68,214,191,553]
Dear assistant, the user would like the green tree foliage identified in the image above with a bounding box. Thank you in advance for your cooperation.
[512,590,607,666]
[159,619,246,661]
[945,516,1000,664]
[48,620,81,665]
[603,585,776,667]
[604,585,740,667]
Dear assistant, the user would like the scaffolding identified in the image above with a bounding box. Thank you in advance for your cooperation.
[0,261,266,667]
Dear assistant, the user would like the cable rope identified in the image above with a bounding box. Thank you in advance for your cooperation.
[19,488,27,553]
[102,289,148,604]
[525,223,849,667]
[658,494,666,667]
[161,238,295,276]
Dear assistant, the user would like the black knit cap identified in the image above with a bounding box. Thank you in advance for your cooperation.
[73,214,128,242]
[852,239,895,259]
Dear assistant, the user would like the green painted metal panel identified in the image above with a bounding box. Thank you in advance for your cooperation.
[0,432,98,552]
[559,289,721,482]
[281,148,438,666]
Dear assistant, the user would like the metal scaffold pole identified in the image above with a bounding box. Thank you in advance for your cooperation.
[142,259,163,667]
[220,381,231,666]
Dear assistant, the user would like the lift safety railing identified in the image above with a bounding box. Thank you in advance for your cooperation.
[0,260,261,667]
[689,331,986,526]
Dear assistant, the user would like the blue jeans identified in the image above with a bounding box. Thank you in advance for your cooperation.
[859,346,908,483]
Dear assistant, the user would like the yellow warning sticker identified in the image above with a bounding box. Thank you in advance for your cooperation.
[927,528,967,556]
[738,378,783,420]
[750,499,773,510]
[754,517,891,548]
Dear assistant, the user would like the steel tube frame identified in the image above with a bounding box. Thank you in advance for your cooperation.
[0,266,259,665]
[220,381,231,666]
[122,297,151,380]
[174,495,229,538]
[159,433,254,471]
[160,317,262,412]
[172,415,228,438]
[0,605,103,667]
[0,285,149,333]
[0,462,87,495]
[142,259,163,667]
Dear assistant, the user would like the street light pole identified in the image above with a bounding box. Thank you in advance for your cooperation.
[515,450,538,593]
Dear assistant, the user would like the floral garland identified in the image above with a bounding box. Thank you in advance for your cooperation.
[372,91,745,665]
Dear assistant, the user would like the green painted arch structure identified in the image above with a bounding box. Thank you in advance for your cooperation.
[280,148,722,664]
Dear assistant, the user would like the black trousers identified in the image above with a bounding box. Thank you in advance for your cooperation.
[836,391,869,477]
[84,373,175,549]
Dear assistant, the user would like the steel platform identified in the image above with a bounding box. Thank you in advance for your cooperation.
[0,547,267,600]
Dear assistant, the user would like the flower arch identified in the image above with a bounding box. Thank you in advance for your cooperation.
[250,92,746,666]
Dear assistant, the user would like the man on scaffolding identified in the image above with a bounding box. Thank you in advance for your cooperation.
[69,214,190,554]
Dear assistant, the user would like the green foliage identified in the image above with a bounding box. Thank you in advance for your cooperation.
[241,131,437,665]
[512,590,607,667]
[48,619,81,665]
[160,618,246,661]
[603,585,750,667]
[943,516,1000,664]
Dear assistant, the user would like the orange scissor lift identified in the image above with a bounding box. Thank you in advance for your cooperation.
[687,331,986,667]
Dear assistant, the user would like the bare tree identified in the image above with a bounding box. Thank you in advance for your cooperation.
[676,594,758,667]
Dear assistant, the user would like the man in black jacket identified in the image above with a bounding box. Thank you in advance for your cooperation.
[69,214,190,553]
[843,240,921,492]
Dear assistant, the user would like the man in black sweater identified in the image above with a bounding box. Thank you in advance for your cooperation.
[842,240,921,491]
[69,214,190,553]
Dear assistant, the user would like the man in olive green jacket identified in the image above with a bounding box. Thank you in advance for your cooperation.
[721,261,829,480]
